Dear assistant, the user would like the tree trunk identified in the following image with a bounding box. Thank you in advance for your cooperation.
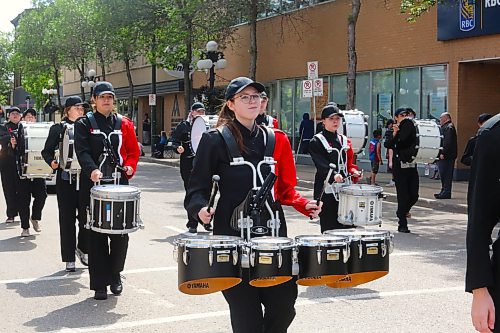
[53,65,62,110]
[124,55,135,121]
[78,60,86,101]
[98,50,106,81]
[347,0,361,110]
[248,0,258,80]
[183,21,193,117]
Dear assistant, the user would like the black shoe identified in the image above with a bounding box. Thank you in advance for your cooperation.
[188,227,197,234]
[203,223,213,232]
[398,226,411,233]
[94,289,108,300]
[110,276,123,295]
[434,193,451,199]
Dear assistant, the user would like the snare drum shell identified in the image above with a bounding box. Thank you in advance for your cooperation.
[91,199,138,231]
[348,238,389,274]
[249,248,293,283]
[297,244,349,280]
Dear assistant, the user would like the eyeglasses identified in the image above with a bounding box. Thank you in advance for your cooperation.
[235,94,262,104]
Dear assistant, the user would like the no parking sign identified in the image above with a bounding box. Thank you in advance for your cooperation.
[302,80,313,98]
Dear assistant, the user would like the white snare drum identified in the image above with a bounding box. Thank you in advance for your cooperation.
[174,235,242,295]
[191,115,219,153]
[247,237,295,287]
[59,123,81,173]
[338,185,383,226]
[89,185,142,234]
[412,119,442,164]
[19,122,54,178]
[338,109,369,154]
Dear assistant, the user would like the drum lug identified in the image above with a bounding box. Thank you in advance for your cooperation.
[358,242,363,259]
[209,247,214,267]
[232,249,238,266]
[250,251,255,267]
[343,243,350,263]
[389,235,394,254]
[381,243,387,257]
[316,247,322,265]
[173,244,178,262]
[292,248,298,264]
[278,246,283,269]
[182,248,189,266]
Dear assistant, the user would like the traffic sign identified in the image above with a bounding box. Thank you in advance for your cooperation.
[149,94,157,106]
[313,79,323,96]
[302,80,313,98]
[307,61,318,80]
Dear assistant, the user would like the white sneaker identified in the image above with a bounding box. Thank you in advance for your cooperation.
[76,248,88,266]
[31,219,41,232]
[21,229,30,237]
[5,218,14,223]
[66,262,76,272]
[386,180,395,187]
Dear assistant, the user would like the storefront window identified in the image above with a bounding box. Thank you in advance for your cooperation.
[295,79,311,151]
[355,72,370,113]
[331,75,347,108]
[395,67,420,116]
[280,80,295,146]
[372,70,393,132]
[422,65,447,120]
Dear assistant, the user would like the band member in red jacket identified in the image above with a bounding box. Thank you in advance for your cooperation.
[185,77,321,333]
[74,81,140,300]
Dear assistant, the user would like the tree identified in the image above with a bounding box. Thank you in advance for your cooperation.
[400,0,438,22]
[0,33,13,105]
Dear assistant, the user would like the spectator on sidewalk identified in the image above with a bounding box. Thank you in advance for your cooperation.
[298,113,314,154]
[383,119,395,187]
[369,129,383,185]
[435,112,457,199]
[142,114,151,145]
[461,113,492,167]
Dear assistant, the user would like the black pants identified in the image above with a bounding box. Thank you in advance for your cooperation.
[56,172,90,262]
[437,159,454,195]
[222,271,298,333]
[319,193,353,233]
[18,178,47,229]
[1,161,18,219]
[393,165,419,228]
[180,157,198,229]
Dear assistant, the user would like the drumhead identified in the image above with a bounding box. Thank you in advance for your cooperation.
[324,229,390,240]
[60,124,79,169]
[91,185,141,200]
[295,234,348,246]
[22,122,54,151]
[191,115,219,153]
[250,236,294,250]
[176,235,241,248]
[338,109,368,154]
[339,184,383,196]
[413,119,442,164]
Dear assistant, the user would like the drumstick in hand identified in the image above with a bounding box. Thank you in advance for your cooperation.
[310,163,336,220]
[207,175,220,215]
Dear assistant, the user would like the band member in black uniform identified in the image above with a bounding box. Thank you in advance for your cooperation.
[170,102,212,233]
[74,81,140,300]
[42,96,88,272]
[461,113,492,167]
[185,77,321,333]
[385,107,419,233]
[309,103,361,233]
[255,91,278,128]
[0,107,22,223]
[15,108,47,237]
[466,113,500,333]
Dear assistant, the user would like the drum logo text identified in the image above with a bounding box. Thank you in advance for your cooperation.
[459,0,475,32]
[187,282,210,289]
[369,200,375,221]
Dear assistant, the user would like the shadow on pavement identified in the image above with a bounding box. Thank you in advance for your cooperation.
[0,235,37,252]
[299,285,381,301]
[24,296,124,332]
[6,271,87,298]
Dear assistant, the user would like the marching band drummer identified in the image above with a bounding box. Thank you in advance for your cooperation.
[309,103,361,233]
[255,91,278,128]
[15,108,47,237]
[170,102,212,234]
[185,77,321,333]
[41,96,89,272]
[74,81,140,300]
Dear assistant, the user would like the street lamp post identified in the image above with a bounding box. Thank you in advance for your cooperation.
[81,69,97,100]
[196,41,227,114]
[42,83,58,122]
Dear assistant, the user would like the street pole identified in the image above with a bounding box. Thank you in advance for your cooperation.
[150,38,157,157]
[208,64,215,114]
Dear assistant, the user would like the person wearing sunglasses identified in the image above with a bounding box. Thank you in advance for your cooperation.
[185,76,321,333]
[385,107,419,233]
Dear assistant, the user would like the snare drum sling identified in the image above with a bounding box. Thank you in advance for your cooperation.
[42,119,90,263]
[185,121,311,333]
[74,111,140,292]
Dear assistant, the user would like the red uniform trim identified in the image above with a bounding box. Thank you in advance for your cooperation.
[119,117,140,179]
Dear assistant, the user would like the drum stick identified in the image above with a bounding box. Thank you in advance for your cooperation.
[207,175,220,213]
[310,163,336,220]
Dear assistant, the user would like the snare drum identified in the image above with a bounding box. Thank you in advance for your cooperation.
[295,235,350,286]
[89,185,142,234]
[19,122,54,178]
[174,235,242,295]
[248,237,295,287]
[190,115,219,153]
[411,119,442,164]
[338,110,368,154]
[338,185,383,227]
[324,229,393,288]
[59,123,81,173]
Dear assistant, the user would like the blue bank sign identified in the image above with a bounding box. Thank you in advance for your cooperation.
[438,0,500,41]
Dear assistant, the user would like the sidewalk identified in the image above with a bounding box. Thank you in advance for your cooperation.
[140,145,468,214]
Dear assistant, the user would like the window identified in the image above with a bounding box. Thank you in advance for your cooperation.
[395,67,420,116]
[422,65,447,120]
[331,75,347,107]
[280,80,295,146]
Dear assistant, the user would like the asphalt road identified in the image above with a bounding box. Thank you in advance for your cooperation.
[0,161,473,333]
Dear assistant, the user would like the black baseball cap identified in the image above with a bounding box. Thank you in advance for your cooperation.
[23,108,37,118]
[478,113,492,124]
[7,107,21,115]
[191,102,205,111]
[65,96,84,108]
[394,107,408,117]
[225,77,265,100]
[93,81,115,97]
[321,103,343,119]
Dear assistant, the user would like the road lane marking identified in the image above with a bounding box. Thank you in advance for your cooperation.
[46,286,463,332]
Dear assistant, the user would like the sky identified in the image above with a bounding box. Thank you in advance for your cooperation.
[0,0,32,33]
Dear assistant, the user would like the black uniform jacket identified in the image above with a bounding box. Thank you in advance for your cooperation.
[466,114,500,293]
[41,118,73,168]
[386,118,417,164]
[170,120,194,159]
[0,121,19,171]
[185,121,309,237]
[440,121,458,160]
[460,135,477,167]
[308,130,357,198]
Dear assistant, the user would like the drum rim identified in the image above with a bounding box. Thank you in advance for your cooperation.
[323,229,391,239]
[295,234,349,246]
[339,184,383,195]
[249,236,294,250]
[91,185,141,198]
[175,235,242,247]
